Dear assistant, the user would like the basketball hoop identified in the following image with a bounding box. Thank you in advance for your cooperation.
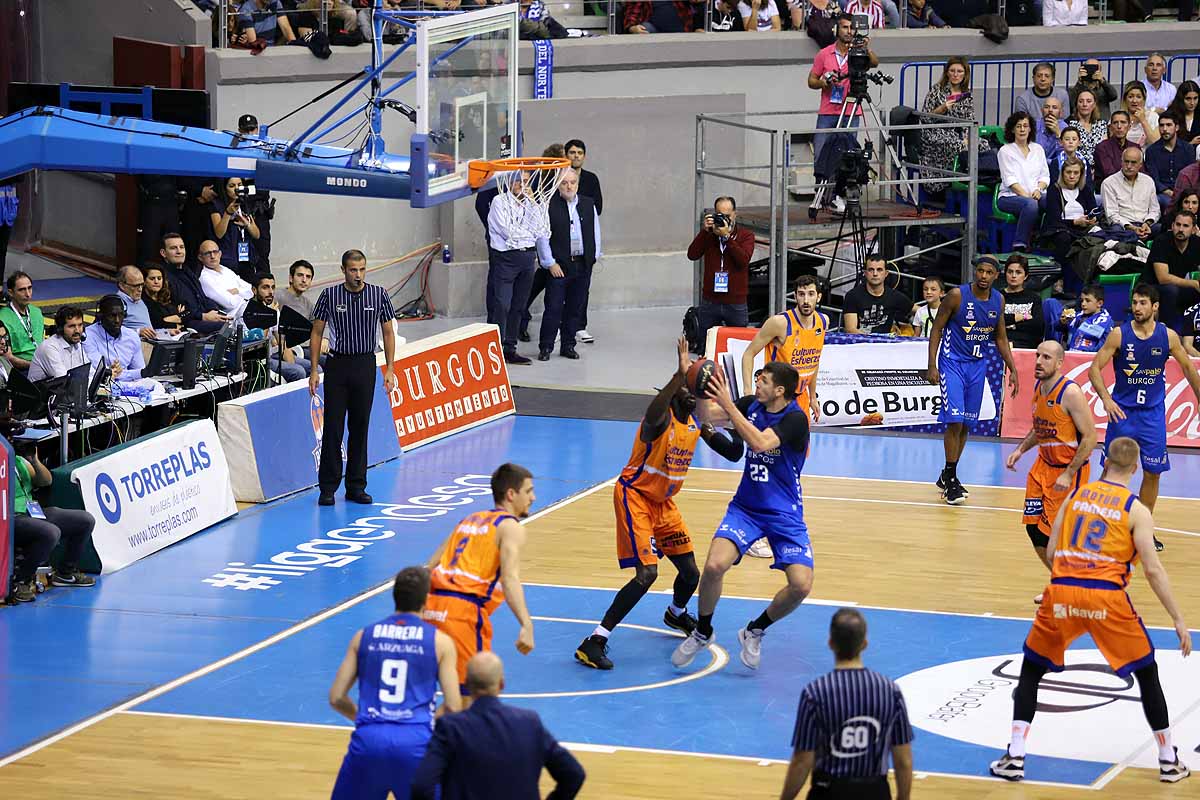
[468,157,570,240]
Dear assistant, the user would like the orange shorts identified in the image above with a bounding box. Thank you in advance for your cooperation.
[1024,582,1155,677]
[422,592,493,686]
[1023,459,1089,536]
[614,483,693,568]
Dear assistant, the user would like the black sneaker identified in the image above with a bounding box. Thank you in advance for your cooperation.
[936,473,970,497]
[6,580,37,604]
[1155,537,1165,552]
[944,479,967,506]
[51,569,96,587]
[989,747,1025,781]
[574,634,613,670]
[663,607,697,635]
[1161,747,1191,783]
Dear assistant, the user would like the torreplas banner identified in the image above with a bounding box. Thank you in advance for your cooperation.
[71,419,238,573]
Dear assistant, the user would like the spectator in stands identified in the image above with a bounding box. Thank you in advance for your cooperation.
[115,265,156,342]
[411,652,585,800]
[1092,111,1136,187]
[142,265,185,334]
[1061,284,1114,352]
[905,0,949,27]
[0,320,11,389]
[1167,189,1200,229]
[1002,254,1045,349]
[1141,210,1200,327]
[235,0,297,46]
[1101,146,1160,242]
[843,0,896,29]
[623,0,704,32]
[1036,97,1067,160]
[1042,0,1087,25]
[355,0,405,38]
[210,177,261,283]
[687,196,755,345]
[198,240,253,316]
[0,271,43,371]
[920,57,981,180]
[1049,126,1092,186]
[295,0,359,37]
[912,277,945,338]
[1170,161,1200,213]
[1015,63,1070,119]
[1144,113,1197,214]
[1121,81,1159,147]
[1067,90,1106,172]
[1070,60,1119,121]
[997,111,1050,253]
[1166,81,1200,146]
[842,255,915,334]
[83,295,145,382]
[740,0,782,30]
[1043,156,1101,261]
[278,259,317,319]
[5,443,97,603]
[161,233,229,335]
[248,273,311,383]
[710,0,747,31]
[801,0,840,45]
[28,306,88,383]
[563,139,604,344]
[1141,53,1176,114]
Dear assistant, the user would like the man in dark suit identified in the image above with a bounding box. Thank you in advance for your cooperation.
[160,233,230,335]
[564,139,602,345]
[411,651,585,800]
[532,168,601,361]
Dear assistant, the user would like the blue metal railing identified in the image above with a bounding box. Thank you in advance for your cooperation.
[1168,54,1200,84]
[899,55,1199,128]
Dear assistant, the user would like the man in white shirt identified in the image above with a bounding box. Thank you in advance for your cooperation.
[533,169,602,361]
[486,172,543,365]
[1101,146,1161,242]
[1142,53,1176,114]
[197,238,253,316]
[28,306,90,382]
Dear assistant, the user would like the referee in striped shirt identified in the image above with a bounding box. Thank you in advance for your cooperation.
[308,249,397,507]
[781,609,914,800]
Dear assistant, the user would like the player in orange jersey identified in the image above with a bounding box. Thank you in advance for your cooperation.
[989,437,1192,784]
[575,338,742,670]
[739,275,826,559]
[423,463,536,688]
[1005,341,1096,588]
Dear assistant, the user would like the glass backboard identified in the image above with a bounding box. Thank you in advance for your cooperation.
[416,4,518,203]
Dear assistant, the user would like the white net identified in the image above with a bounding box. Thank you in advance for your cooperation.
[492,164,569,241]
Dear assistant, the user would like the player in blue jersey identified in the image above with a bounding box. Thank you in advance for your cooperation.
[927,255,1019,505]
[1088,284,1200,551]
[328,566,463,800]
[671,361,812,672]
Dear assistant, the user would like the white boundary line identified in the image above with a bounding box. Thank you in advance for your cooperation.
[0,479,613,769]
[116,709,1092,791]
[1089,689,1200,790]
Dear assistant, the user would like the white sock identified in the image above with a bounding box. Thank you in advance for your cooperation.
[1154,728,1175,762]
[668,604,685,616]
[1009,721,1031,758]
[592,625,611,639]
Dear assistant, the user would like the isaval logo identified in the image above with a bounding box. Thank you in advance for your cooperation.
[95,472,122,524]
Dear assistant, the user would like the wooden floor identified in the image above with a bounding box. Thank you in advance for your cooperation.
[4,467,1199,799]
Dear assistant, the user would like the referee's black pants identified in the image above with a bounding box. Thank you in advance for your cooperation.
[319,352,376,495]
[808,774,890,800]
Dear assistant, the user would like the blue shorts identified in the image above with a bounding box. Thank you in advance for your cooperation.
[1104,405,1169,474]
[938,356,987,424]
[331,723,431,800]
[713,502,813,571]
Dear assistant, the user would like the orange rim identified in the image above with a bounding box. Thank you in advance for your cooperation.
[467,157,570,188]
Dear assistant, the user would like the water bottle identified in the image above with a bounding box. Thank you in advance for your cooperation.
[442,244,452,264]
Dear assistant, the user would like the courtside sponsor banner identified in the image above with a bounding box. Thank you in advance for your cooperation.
[384,323,515,451]
[0,436,13,598]
[217,375,401,503]
[1001,347,1200,448]
[71,419,238,573]
[706,327,997,429]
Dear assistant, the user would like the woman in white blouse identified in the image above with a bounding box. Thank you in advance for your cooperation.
[1121,81,1160,147]
[1042,0,1087,26]
[996,111,1051,252]
[738,0,781,30]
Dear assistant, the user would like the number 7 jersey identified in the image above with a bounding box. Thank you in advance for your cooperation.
[1053,479,1139,588]
[940,283,1002,362]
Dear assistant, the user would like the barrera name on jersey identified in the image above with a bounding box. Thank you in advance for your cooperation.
[1112,321,1168,407]
[355,612,439,728]
[941,283,1002,361]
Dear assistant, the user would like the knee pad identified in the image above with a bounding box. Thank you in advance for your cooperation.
[1026,524,1049,550]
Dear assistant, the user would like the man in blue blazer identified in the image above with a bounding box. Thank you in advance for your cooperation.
[411,652,585,800]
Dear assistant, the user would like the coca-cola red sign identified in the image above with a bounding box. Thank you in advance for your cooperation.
[1001,348,1200,447]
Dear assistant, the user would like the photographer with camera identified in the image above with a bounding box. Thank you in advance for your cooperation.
[1070,60,1119,121]
[807,14,878,214]
[686,197,755,348]
[209,176,262,284]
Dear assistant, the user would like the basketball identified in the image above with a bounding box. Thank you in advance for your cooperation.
[686,358,716,397]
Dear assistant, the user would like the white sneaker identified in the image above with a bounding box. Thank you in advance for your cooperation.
[831,196,847,214]
[1033,593,1044,605]
[738,627,763,669]
[577,329,594,344]
[1160,747,1191,782]
[671,630,712,668]
[989,748,1025,781]
[746,538,773,559]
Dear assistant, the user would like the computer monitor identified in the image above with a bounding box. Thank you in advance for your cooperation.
[207,320,243,374]
[88,357,112,401]
[2,368,48,418]
[56,362,91,415]
[143,340,187,379]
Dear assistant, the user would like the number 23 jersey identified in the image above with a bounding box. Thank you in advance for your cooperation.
[731,395,810,518]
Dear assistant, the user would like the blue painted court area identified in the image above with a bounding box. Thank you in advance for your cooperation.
[4,413,1200,781]
[32,276,117,303]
